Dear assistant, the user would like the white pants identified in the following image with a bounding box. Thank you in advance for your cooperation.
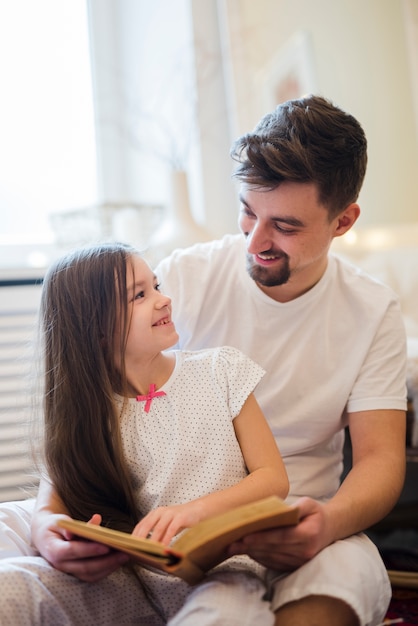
[267,532,391,626]
[0,499,390,625]
[167,571,274,626]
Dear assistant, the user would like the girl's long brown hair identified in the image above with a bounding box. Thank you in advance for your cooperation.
[39,242,139,531]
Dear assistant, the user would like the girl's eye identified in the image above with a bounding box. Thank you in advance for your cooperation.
[134,290,145,300]
[154,283,161,291]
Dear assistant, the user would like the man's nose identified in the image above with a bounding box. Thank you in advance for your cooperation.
[246,222,271,253]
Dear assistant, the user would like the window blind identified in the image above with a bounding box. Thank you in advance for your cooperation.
[0,280,42,502]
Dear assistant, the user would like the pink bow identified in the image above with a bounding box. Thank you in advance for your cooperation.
[136,384,166,413]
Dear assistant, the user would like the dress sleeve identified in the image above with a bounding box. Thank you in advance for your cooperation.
[212,346,265,419]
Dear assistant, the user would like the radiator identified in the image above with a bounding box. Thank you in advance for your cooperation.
[0,278,43,502]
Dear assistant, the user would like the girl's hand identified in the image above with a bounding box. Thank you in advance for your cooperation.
[133,501,205,545]
[34,513,130,582]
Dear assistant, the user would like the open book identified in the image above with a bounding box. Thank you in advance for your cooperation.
[58,495,299,584]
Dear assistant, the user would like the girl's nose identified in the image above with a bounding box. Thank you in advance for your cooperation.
[156,292,171,309]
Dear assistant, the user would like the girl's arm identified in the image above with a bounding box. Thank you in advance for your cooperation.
[133,393,288,544]
[31,477,129,582]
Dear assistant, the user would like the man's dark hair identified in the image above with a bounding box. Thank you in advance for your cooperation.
[231,95,367,219]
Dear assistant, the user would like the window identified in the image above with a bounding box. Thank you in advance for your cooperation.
[0,0,97,266]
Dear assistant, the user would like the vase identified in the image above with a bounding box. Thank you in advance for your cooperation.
[146,169,211,265]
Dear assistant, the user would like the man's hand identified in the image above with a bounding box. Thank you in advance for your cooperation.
[228,497,333,570]
[34,513,130,583]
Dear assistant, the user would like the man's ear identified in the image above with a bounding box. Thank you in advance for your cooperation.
[333,203,361,237]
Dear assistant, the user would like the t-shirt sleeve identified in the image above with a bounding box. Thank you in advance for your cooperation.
[155,247,206,347]
[347,297,407,413]
[212,346,265,419]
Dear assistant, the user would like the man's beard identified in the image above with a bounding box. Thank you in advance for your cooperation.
[246,253,291,287]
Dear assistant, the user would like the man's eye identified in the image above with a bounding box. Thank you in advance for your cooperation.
[274,224,296,235]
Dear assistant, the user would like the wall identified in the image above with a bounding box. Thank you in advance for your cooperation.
[86,1,418,239]
[217,0,418,227]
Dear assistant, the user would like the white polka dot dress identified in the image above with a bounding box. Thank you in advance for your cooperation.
[117,346,265,514]
[115,346,266,620]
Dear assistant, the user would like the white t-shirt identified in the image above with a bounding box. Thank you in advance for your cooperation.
[156,234,407,502]
[115,346,265,514]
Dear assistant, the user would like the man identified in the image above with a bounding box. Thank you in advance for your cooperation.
[155,95,407,625]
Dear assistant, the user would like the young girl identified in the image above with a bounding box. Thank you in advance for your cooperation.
[2,242,288,625]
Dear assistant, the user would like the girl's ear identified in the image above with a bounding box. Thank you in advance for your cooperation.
[333,203,360,238]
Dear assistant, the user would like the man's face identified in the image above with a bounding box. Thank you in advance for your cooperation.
[238,182,341,300]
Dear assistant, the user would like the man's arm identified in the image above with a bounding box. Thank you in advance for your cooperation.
[325,408,406,538]
[228,408,406,569]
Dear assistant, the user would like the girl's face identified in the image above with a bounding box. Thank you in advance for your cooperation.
[115,255,179,368]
